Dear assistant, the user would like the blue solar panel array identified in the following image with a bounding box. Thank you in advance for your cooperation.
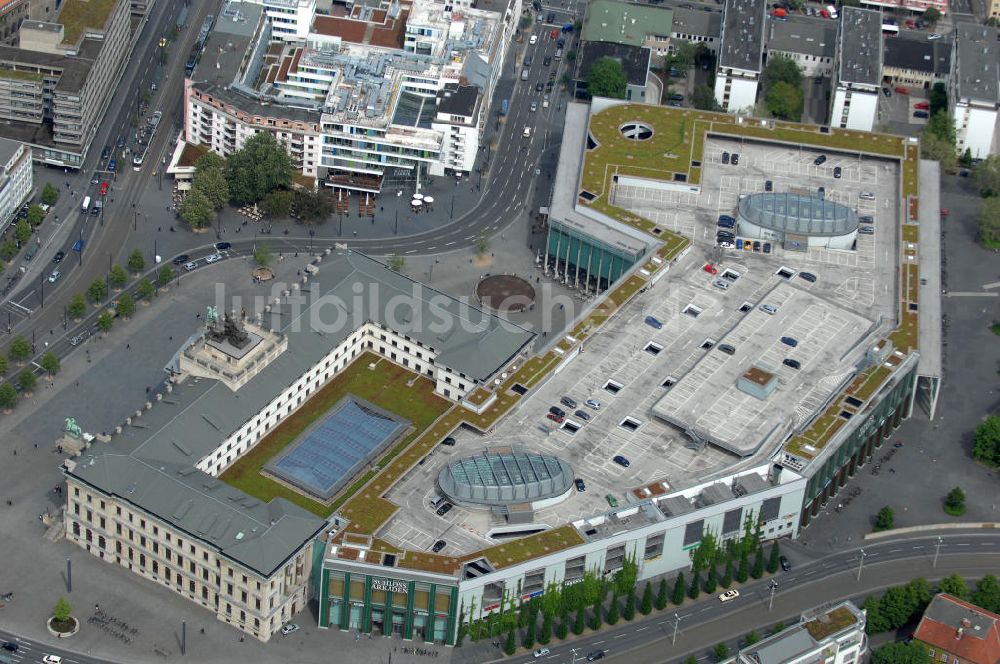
[266,398,407,501]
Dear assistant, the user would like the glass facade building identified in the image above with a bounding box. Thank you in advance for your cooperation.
[318,568,459,645]
[545,219,645,292]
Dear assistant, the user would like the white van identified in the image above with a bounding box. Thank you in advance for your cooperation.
[81,195,91,213]
[429,494,445,508]
[522,126,531,138]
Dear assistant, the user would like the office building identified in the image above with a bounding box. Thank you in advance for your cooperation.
[0,0,133,168]
[0,137,31,233]
[831,7,882,131]
[950,24,999,160]
[714,0,767,112]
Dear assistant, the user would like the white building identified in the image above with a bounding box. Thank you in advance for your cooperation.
[245,0,315,40]
[765,19,836,79]
[950,24,999,160]
[431,84,483,176]
[830,7,882,131]
[0,139,32,233]
[714,0,767,113]
[725,601,868,664]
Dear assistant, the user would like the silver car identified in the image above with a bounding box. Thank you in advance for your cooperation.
[759,303,778,315]
[712,279,730,291]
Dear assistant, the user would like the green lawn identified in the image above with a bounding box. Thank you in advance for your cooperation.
[58,0,118,45]
[220,352,451,517]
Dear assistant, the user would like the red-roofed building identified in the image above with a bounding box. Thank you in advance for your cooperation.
[914,594,1000,664]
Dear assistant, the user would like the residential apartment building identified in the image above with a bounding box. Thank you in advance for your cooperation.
[245,0,316,40]
[573,41,652,102]
[766,19,836,78]
[714,0,767,113]
[991,0,1000,21]
[831,7,882,131]
[0,0,29,44]
[670,6,720,54]
[580,0,674,59]
[950,24,999,160]
[914,594,1000,664]
[724,601,868,664]
[184,0,513,192]
[431,84,482,176]
[0,0,133,167]
[0,137,31,233]
[882,34,951,90]
[857,0,947,16]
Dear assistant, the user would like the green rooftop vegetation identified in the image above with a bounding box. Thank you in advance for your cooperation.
[850,364,893,401]
[901,225,919,244]
[0,69,44,83]
[58,0,117,46]
[888,311,918,353]
[803,606,858,640]
[905,263,919,303]
[476,524,585,569]
[220,352,450,518]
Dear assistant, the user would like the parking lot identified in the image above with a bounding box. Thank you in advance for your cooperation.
[379,137,904,557]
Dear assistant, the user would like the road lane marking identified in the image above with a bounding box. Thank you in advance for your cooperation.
[445,241,456,246]
[889,548,902,552]
[636,626,648,631]
[613,634,626,639]
[593,640,605,645]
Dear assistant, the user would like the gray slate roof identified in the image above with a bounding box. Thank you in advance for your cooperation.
[66,251,533,576]
[838,7,882,86]
[670,7,720,41]
[883,36,951,76]
[719,0,766,72]
[954,23,1000,103]
[767,19,836,59]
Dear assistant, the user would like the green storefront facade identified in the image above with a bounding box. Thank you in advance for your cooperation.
[545,219,645,291]
[317,565,460,645]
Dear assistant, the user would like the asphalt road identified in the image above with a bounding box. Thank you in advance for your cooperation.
[451,532,1000,664]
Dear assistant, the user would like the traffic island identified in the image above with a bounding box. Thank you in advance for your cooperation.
[476,274,535,312]
[47,597,79,638]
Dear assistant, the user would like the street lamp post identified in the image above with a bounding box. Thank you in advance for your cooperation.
[570,647,578,664]
[768,579,779,611]
[672,612,685,645]
[394,209,398,235]
[933,537,943,568]
[856,549,867,581]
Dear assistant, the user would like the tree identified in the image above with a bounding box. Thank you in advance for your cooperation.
[736,551,749,583]
[17,368,36,393]
[688,571,701,600]
[40,352,59,377]
[0,382,16,410]
[573,606,586,635]
[15,218,30,245]
[922,7,941,25]
[672,573,686,605]
[387,254,405,272]
[0,239,16,261]
[192,163,229,210]
[863,595,890,634]
[925,110,956,145]
[874,505,895,532]
[254,242,272,267]
[504,627,516,656]
[196,150,227,173]
[137,277,155,300]
[978,198,1000,250]
[53,597,72,622]
[180,187,215,229]
[109,264,128,289]
[127,249,145,273]
[0,354,8,375]
[655,578,668,611]
[538,613,552,644]
[41,182,59,206]
[771,621,786,634]
[87,278,108,303]
[590,597,602,630]
[929,81,948,115]
[157,265,175,287]
[640,582,653,615]
[475,233,489,255]
[225,131,294,205]
[872,641,932,664]
[763,54,803,90]
[720,559,733,588]
[586,57,627,99]
[944,486,966,516]
[606,594,620,625]
[293,189,332,223]
[751,548,765,579]
[26,205,44,227]
[522,619,535,649]
[703,565,718,593]
[555,616,568,640]
[116,293,135,319]
[972,575,1000,613]
[261,189,295,220]
[920,131,957,171]
[9,335,31,362]
[765,81,804,121]
[623,589,636,621]
[68,293,86,319]
[767,542,781,574]
[98,310,114,334]
[972,155,1000,197]
[961,147,974,168]
[691,84,718,111]
[939,574,970,600]
[744,629,760,646]
[669,41,698,70]
[712,642,730,662]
